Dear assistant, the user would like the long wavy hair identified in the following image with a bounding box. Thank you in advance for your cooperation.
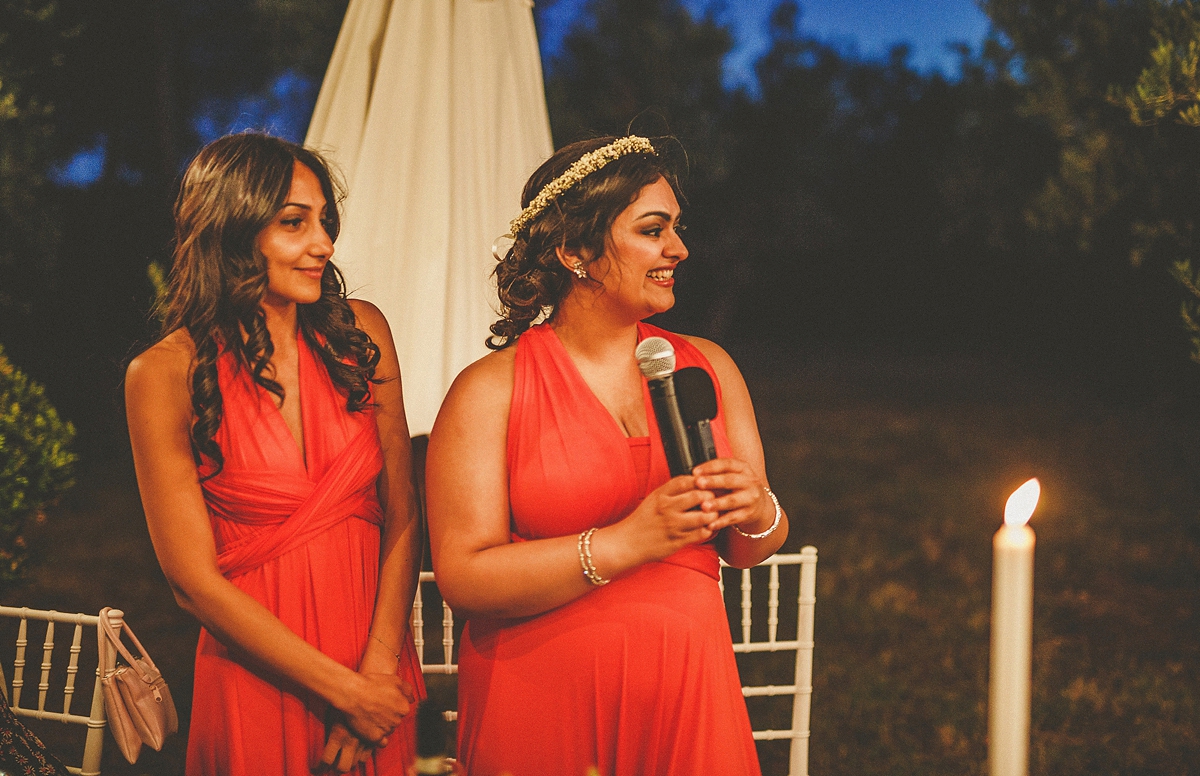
[156,132,379,476]
[488,136,682,350]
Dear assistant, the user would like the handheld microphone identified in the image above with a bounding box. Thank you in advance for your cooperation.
[675,366,718,464]
[635,337,696,477]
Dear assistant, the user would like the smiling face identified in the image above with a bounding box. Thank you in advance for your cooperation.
[256,160,334,309]
[586,176,688,321]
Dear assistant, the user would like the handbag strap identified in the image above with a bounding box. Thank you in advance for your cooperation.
[98,608,162,681]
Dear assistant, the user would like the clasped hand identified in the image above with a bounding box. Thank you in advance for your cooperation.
[619,457,764,562]
[320,644,416,772]
[690,457,768,533]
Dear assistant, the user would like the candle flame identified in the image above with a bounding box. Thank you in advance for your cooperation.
[1004,478,1040,527]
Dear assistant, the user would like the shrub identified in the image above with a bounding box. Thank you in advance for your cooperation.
[0,344,76,590]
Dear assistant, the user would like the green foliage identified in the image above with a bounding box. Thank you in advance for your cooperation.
[977,0,1200,374]
[1110,0,1200,127]
[1113,36,1200,126]
[984,0,1157,254]
[147,259,168,318]
[0,344,76,590]
[1104,1,1200,364]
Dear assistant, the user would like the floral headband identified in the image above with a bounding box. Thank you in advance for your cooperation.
[506,136,657,238]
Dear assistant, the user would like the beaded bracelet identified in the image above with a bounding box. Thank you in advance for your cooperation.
[577,527,610,586]
[734,487,782,540]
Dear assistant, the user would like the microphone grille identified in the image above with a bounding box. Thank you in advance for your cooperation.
[635,336,676,379]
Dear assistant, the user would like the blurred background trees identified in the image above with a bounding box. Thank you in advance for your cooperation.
[3,0,1200,451]
[3,3,1198,771]
[0,344,75,594]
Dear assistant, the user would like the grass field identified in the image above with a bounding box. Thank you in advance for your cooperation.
[6,346,1199,775]
[744,347,1200,775]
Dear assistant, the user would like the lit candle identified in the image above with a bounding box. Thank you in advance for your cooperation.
[989,477,1040,776]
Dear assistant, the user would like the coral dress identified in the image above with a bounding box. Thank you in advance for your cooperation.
[456,322,761,776]
[188,331,425,776]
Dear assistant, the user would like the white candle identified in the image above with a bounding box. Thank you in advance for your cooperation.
[989,477,1040,776]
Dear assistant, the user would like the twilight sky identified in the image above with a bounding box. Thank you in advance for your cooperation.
[50,0,995,185]
[539,0,994,88]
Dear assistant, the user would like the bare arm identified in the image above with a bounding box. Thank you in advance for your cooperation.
[320,301,422,770]
[426,349,736,620]
[125,333,410,745]
[348,300,422,671]
[684,336,789,568]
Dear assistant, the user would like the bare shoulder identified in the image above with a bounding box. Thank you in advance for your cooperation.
[679,334,745,389]
[347,298,398,366]
[449,347,516,404]
[347,298,392,341]
[126,329,194,390]
[679,336,764,467]
[125,329,195,426]
[433,347,516,430]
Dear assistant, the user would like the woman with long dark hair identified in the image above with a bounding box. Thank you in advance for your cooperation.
[125,133,423,775]
[426,136,788,775]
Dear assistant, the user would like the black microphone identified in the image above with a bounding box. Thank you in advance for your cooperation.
[636,337,697,477]
[675,366,718,464]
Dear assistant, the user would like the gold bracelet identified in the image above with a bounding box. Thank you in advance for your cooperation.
[369,632,402,662]
[577,528,610,586]
[734,487,782,540]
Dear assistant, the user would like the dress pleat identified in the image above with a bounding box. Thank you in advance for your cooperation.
[188,331,425,776]
[456,322,761,776]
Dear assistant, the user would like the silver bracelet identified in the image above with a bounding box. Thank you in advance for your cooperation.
[734,487,782,540]
[577,528,610,586]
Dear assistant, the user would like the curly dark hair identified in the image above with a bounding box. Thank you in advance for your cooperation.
[155,132,379,477]
[488,136,682,350]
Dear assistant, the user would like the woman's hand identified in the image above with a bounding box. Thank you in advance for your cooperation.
[600,476,717,567]
[320,721,371,772]
[678,336,787,567]
[333,671,414,745]
[691,457,772,534]
[319,636,411,771]
[358,633,402,678]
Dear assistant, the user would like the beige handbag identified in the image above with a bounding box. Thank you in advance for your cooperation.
[98,607,179,763]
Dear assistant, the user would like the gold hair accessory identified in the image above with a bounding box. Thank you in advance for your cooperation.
[507,136,656,237]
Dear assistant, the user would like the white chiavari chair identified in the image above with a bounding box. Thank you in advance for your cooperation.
[720,546,819,776]
[411,547,818,775]
[0,605,114,776]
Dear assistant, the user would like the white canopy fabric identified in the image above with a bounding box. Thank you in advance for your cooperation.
[306,0,554,435]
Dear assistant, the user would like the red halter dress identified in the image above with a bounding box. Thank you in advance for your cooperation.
[189,331,425,776]
[455,322,761,776]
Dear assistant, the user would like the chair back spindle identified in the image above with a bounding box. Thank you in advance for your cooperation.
[411,548,819,776]
[0,605,118,776]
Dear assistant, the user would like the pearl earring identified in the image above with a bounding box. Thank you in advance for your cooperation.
[571,263,587,280]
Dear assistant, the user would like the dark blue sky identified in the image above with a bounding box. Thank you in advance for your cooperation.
[540,0,993,88]
[51,0,994,186]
